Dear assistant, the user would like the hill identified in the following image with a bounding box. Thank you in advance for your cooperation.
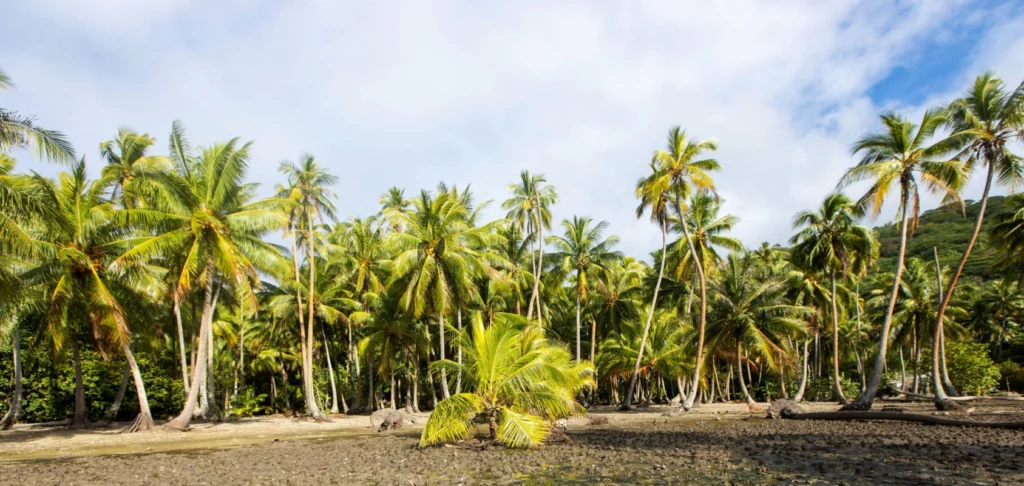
[872,196,1014,282]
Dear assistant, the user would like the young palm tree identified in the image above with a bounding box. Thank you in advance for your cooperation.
[419,314,593,448]
[502,171,557,324]
[647,126,720,410]
[386,190,497,399]
[547,216,622,362]
[705,254,809,406]
[0,68,75,164]
[600,305,692,405]
[279,154,338,420]
[790,192,877,403]
[25,161,159,431]
[838,109,966,410]
[117,126,286,430]
[929,74,1024,407]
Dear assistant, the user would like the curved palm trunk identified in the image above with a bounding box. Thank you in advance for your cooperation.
[845,188,911,411]
[675,193,708,411]
[105,362,131,422]
[167,261,216,430]
[932,164,993,406]
[737,341,755,406]
[526,216,538,319]
[794,340,809,402]
[306,215,328,421]
[198,285,221,420]
[123,342,154,432]
[438,311,451,399]
[289,227,323,420]
[173,296,190,396]
[1,324,23,430]
[623,219,667,409]
[531,212,545,326]
[830,271,847,404]
[70,340,90,429]
[320,321,340,414]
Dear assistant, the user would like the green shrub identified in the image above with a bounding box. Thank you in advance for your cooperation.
[997,361,1024,393]
[942,342,1001,396]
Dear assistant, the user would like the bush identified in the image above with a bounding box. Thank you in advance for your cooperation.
[997,361,1024,393]
[801,376,860,402]
[940,342,1001,396]
[229,388,270,418]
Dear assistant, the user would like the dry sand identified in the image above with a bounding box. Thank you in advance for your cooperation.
[2,401,1023,485]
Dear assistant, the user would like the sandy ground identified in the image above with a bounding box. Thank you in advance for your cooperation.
[1,401,1023,485]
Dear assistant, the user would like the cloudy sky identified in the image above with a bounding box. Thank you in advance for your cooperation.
[4,0,1023,259]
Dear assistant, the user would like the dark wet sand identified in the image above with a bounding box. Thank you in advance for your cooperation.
[2,403,1023,485]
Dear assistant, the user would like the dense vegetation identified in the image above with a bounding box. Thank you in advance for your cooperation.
[2,66,1023,446]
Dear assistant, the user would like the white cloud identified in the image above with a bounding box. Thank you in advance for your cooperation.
[3,0,1021,260]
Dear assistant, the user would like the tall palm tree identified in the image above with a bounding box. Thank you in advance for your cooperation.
[279,154,338,420]
[547,216,622,362]
[117,125,286,430]
[502,171,557,323]
[621,161,673,409]
[25,161,158,430]
[669,190,743,282]
[99,128,170,209]
[790,192,877,403]
[647,126,720,410]
[386,190,497,399]
[419,314,593,448]
[929,74,1024,407]
[838,109,966,410]
[0,68,75,164]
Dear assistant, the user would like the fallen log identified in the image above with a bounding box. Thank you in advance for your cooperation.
[781,411,1024,429]
[899,391,1024,402]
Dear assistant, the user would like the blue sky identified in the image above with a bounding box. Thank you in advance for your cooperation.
[3,0,1023,260]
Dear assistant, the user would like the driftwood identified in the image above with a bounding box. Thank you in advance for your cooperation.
[781,410,1024,429]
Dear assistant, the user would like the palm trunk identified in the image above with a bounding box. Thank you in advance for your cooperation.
[846,187,911,410]
[737,340,755,406]
[349,320,361,412]
[237,317,245,397]
[105,361,131,422]
[574,278,582,363]
[305,214,327,421]
[531,212,545,326]
[794,340,809,402]
[933,163,993,406]
[390,368,396,409]
[321,321,340,414]
[830,271,847,403]
[290,226,323,420]
[438,311,450,399]
[899,347,907,393]
[1,324,23,429]
[456,309,463,394]
[70,340,90,429]
[173,295,190,396]
[367,352,377,411]
[412,364,421,412]
[123,342,154,431]
[675,192,708,411]
[526,216,538,319]
[199,285,221,420]
[167,259,216,430]
[623,219,667,409]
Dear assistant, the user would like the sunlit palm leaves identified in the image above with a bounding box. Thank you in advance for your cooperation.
[0,68,75,164]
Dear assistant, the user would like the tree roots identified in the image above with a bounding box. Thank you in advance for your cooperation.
[121,413,155,433]
[782,410,1024,429]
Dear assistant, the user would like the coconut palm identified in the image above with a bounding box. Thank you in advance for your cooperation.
[929,74,1024,406]
[23,161,160,430]
[386,190,498,399]
[600,305,692,405]
[116,125,286,430]
[705,254,809,405]
[669,190,743,281]
[419,314,594,448]
[502,171,557,324]
[279,154,338,420]
[646,126,720,410]
[790,192,877,403]
[838,109,966,410]
[99,128,170,209]
[0,68,75,164]
[547,216,622,362]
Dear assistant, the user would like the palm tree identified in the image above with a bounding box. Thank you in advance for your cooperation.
[379,187,411,233]
[838,109,965,410]
[669,191,743,282]
[600,305,692,406]
[705,254,809,406]
[790,192,877,403]
[502,171,557,323]
[0,67,75,164]
[24,161,158,430]
[621,161,674,409]
[386,190,497,399]
[990,194,1024,281]
[547,216,622,362]
[929,74,1024,407]
[279,154,338,420]
[419,314,593,448]
[117,125,286,430]
[99,128,170,209]
[647,126,720,410]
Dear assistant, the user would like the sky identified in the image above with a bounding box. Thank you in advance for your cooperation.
[3,0,1024,261]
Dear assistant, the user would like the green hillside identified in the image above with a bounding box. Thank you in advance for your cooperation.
[873,196,1014,282]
